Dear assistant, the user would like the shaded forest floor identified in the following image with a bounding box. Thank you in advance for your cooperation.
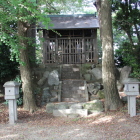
[0,95,140,140]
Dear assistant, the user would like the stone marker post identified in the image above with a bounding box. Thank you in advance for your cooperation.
[124,82,140,117]
[3,81,20,124]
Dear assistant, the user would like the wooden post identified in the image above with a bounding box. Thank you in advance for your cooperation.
[55,36,58,63]
[82,30,85,63]
[93,29,98,64]
[38,30,44,63]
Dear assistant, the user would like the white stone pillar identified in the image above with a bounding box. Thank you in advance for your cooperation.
[3,81,20,124]
[127,96,136,117]
[14,99,18,121]
[124,82,140,117]
[8,100,15,124]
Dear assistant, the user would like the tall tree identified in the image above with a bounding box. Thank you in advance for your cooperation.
[0,0,51,112]
[96,0,123,111]
[18,20,37,112]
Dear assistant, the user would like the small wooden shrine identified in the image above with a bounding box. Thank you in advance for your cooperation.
[39,14,99,64]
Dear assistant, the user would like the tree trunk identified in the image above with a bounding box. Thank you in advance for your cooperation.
[18,21,37,112]
[96,0,123,111]
[134,24,140,44]
[27,22,36,68]
[125,29,134,46]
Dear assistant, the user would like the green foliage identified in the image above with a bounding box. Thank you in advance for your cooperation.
[37,0,96,15]
[81,63,92,75]
[0,0,51,57]
[0,0,86,63]
[14,75,22,83]
[114,40,140,79]
[113,0,140,43]
[97,90,105,99]
[14,75,23,106]
[16,97,23,106]
[16,88,23,106]
[112,0,140,79]
[49,0,84,14]
[0,43,19,84]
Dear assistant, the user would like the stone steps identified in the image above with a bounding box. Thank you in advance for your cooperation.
[61,64,88,102]
[61,64,80,80]
[61,79,88,102]
[46,101,104,118]
[47,102,87,118]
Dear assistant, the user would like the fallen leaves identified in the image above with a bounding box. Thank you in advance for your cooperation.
[0,97,140,139]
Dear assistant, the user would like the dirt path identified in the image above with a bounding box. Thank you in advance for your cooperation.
[0,123,107,140]
[0,103,140,140]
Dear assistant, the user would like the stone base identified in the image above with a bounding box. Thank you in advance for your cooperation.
[46,100,104,117]
[53,109,88,117]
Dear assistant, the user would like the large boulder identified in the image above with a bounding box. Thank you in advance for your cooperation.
[37,77,46,86]
[97,90,105,99]
[43,71,50,78]
[46,103,55,113]
[123,78,140,83]
[69,103,83,109]
[51,90,58,98]
[119,66,132,83]
[83,74,91,81]
[90,68,102,80]
[89,94,99,101]
[117,66,132,91]
[37,71,50,86]
[115,67,120,80]
[42,87,51,105]
[83,100,104,113]
[50,97,58,102]
[46,102,70,113]
[48,70,59,86]
[87,82,102,95]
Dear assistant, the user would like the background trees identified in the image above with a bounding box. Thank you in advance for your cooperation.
[113,0,140,79]
[0,43,19,92]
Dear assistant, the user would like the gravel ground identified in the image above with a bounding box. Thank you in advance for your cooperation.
[0,103,140,140]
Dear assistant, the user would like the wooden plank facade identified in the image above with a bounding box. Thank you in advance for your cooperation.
[40,14,99,64]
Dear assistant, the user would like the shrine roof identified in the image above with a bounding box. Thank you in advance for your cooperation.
[39,14,99,29]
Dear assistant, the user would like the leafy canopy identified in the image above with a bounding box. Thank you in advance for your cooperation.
[112,0,140,79]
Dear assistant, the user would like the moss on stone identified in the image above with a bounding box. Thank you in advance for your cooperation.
[97,90,105,99]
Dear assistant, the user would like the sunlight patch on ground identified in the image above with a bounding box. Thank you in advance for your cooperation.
[118,118,126,122]
[61,127,82,137]
[76,132,85,137]
[91,115,113,124]
[74,128,80,131]
[61,128,89,138]
[0,134,19,139]
[62,130,76,135]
